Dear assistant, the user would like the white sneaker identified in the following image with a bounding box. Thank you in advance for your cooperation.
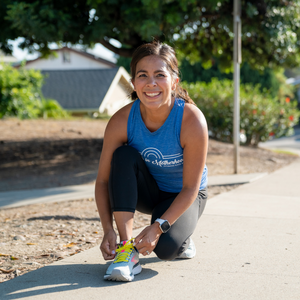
[176,238,196,259]
[104,238,142,281]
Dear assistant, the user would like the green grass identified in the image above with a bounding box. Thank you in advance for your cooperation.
[271,149,299,156]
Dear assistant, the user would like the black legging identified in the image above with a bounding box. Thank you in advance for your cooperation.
[108,145,207,261]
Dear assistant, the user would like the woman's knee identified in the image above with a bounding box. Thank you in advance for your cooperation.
[154,236,180,261]
[112,145,140,164]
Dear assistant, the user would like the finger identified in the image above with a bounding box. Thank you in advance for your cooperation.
[108,240,117,255]
[138,245,148,255]
[101,242,110,254]
[106,253,116,260]
[103,252,115,260]
[134,226,151,244]
[100,244,115,260]
[134,239,146,252]
[142,251,150,256]
[101,240,114,257]
[134,232,144,245]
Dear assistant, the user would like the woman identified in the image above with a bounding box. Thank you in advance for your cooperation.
[95,40,208,282]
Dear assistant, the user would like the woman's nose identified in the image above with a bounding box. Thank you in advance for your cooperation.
[146,76,157,86]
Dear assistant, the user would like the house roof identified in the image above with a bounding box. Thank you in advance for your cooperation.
[21,47,116,68]
[41,68,121,110]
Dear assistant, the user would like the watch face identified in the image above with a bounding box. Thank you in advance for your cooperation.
[161,220,171,233]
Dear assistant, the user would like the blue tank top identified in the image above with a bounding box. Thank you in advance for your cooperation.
[127,98,208,193]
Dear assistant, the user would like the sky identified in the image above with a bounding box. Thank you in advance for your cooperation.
[10,37,117,62]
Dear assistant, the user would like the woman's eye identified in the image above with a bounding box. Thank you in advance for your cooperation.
[157,73,165,77]
[138,74,146,77]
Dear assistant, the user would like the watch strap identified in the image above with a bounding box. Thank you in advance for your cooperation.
[155,218,171,233]
[155,218,165,226]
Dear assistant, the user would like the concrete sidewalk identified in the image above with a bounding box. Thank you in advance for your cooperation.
[259,126,300,156]
[0,173,267,209]
[1,159,299,299]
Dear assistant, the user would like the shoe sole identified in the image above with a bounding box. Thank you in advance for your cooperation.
[176,252,196,259]
[104,264,142,282]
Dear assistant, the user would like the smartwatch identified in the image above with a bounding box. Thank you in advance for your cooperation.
[155,218,171,233]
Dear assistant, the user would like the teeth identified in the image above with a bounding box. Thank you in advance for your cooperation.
[145,92,160,97]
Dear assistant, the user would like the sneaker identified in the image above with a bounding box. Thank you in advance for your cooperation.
[176,238,196,259]
[104,238,142,281]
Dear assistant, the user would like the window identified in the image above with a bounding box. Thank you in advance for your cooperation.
[63,51,71,63]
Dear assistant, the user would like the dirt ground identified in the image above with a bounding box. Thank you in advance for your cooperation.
[0,118,298,283]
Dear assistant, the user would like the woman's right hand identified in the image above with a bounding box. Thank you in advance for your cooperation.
[100,229,117,260]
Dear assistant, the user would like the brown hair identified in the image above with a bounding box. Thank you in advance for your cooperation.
[130,41,195,104]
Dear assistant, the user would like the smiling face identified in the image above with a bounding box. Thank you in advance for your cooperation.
[132,55,178,110]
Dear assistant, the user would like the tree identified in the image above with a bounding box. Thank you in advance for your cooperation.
[0,0,20,54]
[1,0,300,70]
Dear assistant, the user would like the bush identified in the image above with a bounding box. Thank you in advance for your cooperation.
[39,99,69,119]
[0,63,68,119]
[183,79,300,146]
[0,63,43,119]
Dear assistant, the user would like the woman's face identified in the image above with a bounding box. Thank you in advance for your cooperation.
[132,55,178,110]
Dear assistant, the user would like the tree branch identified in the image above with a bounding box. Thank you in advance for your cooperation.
[99,38,134,57]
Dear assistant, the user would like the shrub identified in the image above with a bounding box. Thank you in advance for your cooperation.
[0,63,43,119]
[183,79,300,146]
[39,99,69,119]
[0,63,68,119]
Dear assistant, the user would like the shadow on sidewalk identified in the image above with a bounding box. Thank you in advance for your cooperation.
[1,261,159,299]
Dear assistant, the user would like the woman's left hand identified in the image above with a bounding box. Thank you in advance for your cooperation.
[134,223,162,256]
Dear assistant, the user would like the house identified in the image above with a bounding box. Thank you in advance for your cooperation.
[41,67,132,116]
[21,47,133,115]
[0,51,18,65]
[22,47,117,70]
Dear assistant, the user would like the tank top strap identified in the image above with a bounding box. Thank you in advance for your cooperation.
[173,98,185,147]
[127,100,140,144]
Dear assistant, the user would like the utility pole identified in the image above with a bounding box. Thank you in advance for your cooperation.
[233,0,241,174]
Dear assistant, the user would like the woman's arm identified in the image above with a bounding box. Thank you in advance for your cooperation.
[159,103,208,224]
[95,104,131,260]
[134,103,208,254]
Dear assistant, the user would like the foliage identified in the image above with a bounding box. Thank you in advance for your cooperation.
[116,56,131,74]
[179,57,231,84]
[183,79,300,146]
[179,59,295,99]
[39,99,69,119]
[240,63,279,97]
[0,63,68,119]
[2,0,300,70]
[0,63,43,119]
